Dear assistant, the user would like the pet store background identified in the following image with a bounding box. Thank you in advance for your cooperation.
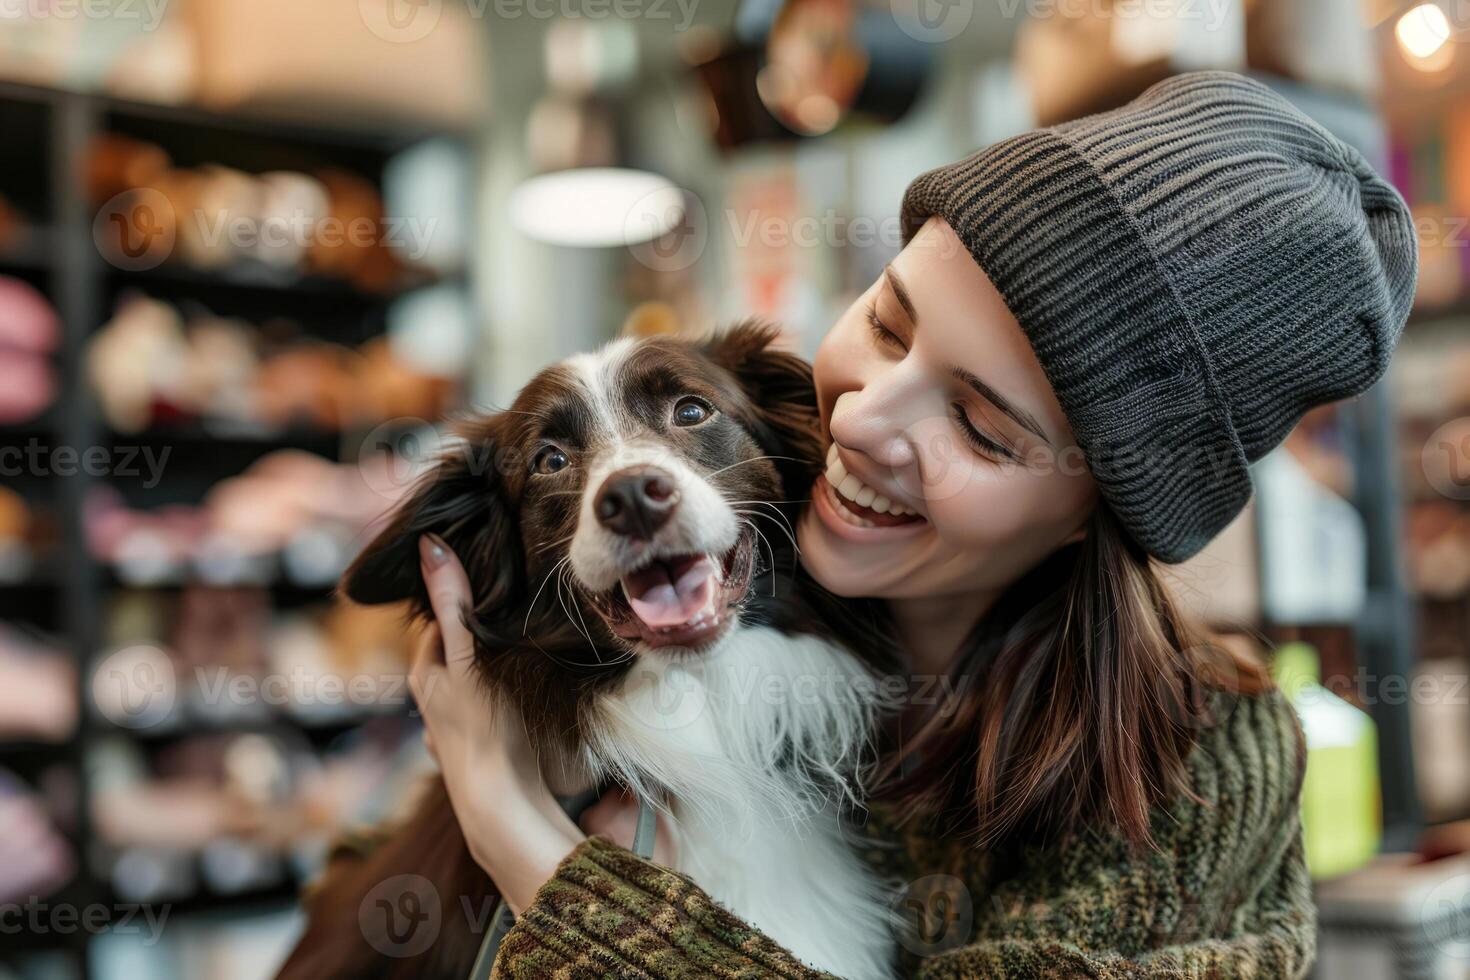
[0,1,1468,978]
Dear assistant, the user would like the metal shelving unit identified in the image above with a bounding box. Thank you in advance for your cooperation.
[0,81,470,977]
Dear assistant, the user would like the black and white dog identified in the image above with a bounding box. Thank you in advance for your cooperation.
[279,322,896,980]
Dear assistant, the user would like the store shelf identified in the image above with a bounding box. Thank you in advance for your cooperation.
[0,83,470,980]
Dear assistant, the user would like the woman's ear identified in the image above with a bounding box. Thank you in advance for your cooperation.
[704,319,823,486]
[342,422,521,620]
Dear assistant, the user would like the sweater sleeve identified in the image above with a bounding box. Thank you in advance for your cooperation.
[913,689,1315,980]
[492,690,1315,980]
[490,834,833,980]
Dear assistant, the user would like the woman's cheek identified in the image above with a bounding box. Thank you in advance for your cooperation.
[896,414,981,505]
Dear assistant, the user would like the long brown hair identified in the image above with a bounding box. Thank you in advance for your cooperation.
[876,506,1269,851]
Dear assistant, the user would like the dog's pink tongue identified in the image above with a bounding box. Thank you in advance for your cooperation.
[623,556,717,628]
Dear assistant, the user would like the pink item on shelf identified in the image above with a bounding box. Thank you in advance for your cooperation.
[0,350,55,422]
[0,276,59,353]
[0,774,76,904]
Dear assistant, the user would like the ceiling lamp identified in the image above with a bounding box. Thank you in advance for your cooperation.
[509,168,685,248]
[1395,3,1454,68]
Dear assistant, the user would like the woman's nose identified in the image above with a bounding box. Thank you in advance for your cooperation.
[829,390,916,470]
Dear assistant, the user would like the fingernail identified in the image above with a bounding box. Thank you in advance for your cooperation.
[420,534,449,570]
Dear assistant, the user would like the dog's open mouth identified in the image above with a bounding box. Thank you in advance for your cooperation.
[588,530,757,650]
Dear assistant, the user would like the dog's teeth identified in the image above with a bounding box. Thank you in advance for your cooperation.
[855,486,876,508]
[891,504,908,516]
[826,443,838,467]
[870,494,892,514]
[837,474,863,501]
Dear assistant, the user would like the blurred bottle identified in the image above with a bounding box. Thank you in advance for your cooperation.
[1273,641,1381,879]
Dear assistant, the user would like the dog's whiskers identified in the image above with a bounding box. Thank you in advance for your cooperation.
[735,516,778,597]
[553,563,601,658]
[731,503,800,555]
[705,455,799,480]
[525,555,571,635]
[531,532,577,555]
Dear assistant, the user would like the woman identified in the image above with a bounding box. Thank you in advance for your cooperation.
[411,73,1416,977]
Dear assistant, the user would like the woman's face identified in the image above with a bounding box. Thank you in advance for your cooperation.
[798,218,1097,602]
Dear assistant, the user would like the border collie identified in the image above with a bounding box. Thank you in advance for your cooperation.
[278,322,896,980]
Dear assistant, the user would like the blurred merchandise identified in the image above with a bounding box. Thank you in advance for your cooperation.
[1256,447,1368,625]
[1014,0,1245,125]
[0,625,76,743]
[1274,643,1381,880]
[0,274,59,423]
[1243,0,1378,98]
[87,295,459,434]
[83,448,417,585]
[182,0,484,129]
[1316,851,1470,979]
[87,132,456,291]
[0,770,75,905]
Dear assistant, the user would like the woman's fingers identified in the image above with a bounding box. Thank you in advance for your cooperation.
[418,534,477,673]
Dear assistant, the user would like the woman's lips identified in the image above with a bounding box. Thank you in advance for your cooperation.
[823,444,920,519]
[812,474,929,542]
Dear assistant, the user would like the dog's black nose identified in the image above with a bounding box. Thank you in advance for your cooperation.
[595,466,679,540]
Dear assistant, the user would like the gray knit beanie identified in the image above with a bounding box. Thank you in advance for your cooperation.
[900,71,1418,563]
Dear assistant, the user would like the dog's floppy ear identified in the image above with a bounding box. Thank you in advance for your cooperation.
[704,319,824,483]
[342,421,521,617]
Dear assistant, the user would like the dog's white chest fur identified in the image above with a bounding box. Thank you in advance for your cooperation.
[582,625,895,980]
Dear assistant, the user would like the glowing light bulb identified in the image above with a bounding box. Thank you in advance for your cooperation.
[1396,3,1451,61]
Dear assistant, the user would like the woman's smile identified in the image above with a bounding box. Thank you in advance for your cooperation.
[813,442,928,534]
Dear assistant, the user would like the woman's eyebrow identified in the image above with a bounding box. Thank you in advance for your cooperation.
[883,266,919,322]
[950,366,1052,446]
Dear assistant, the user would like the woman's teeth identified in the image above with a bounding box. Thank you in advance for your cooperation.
[824,444,915,517]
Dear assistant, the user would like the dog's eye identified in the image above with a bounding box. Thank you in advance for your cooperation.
[673,397,711,427]
[533,445,570,474]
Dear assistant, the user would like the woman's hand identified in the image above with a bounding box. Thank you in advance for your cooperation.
[410,534,582,915]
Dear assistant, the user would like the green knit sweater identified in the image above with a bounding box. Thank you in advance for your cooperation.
[491,689,1314,979]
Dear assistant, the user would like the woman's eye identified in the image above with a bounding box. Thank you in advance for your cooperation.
[534,446,570,474]
[866,304,905,352]
[673,397,711,427]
